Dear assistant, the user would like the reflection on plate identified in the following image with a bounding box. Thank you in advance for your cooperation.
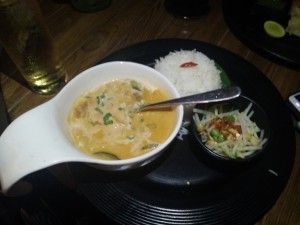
[223,0,300,70]
[70,39,295,225]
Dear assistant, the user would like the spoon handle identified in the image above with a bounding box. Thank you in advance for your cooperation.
[140,86,241,111]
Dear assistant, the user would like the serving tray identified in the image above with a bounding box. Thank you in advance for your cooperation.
[69,39,295,225]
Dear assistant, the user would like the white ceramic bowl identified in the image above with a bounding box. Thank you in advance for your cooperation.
[0,61,184,192]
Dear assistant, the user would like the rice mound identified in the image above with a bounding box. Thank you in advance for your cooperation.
[154,49,222,96]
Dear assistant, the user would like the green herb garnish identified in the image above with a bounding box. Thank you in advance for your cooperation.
[95,107,103,114]
[103,113,113,125]
[96,96,101,105]
[96,93,106,106]
[130,80,142,91]
[127,135,135,140]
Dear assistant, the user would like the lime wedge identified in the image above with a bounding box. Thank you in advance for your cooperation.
[263,20,286,38]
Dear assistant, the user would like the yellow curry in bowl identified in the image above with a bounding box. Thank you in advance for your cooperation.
[67,79,177,160]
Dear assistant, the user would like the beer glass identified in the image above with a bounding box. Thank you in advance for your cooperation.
[0,0,67,95]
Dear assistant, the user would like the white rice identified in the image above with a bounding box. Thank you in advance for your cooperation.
[154,49,222,96]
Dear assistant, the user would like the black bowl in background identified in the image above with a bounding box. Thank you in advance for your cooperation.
[192,95,271,171]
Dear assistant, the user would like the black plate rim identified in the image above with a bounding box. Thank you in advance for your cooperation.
[76,38,296,225]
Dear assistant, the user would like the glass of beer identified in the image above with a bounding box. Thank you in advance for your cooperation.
[0,0,67,95]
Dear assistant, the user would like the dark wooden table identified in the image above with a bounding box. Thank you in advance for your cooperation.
[0,0,299,224]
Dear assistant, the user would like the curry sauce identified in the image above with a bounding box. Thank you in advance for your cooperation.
[67,79,176,160]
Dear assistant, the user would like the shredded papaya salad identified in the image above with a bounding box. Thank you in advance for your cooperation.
[193,103,268,159]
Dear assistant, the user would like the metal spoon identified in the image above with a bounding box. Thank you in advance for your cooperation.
[139,86,241,111]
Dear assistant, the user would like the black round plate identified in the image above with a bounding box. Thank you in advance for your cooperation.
[71,39,295,225]
[222,0,300,70]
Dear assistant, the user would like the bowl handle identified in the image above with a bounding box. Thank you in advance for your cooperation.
[0,101,76,193]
